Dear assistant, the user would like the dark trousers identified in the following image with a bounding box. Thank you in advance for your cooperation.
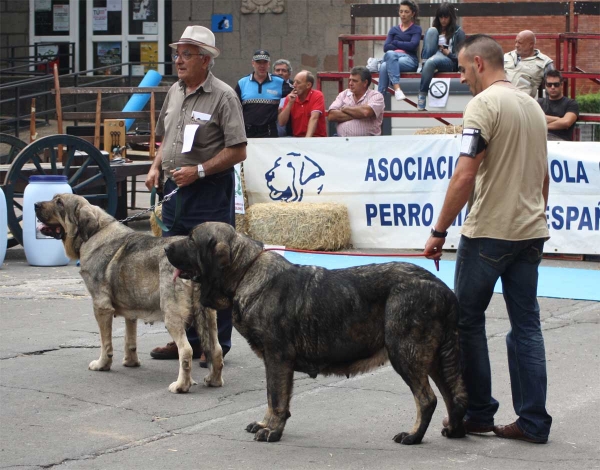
[454,235,552,441]
[162,174,235,354]
[245,122,278,138]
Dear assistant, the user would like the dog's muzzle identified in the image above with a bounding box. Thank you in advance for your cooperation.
[38,224,64,240]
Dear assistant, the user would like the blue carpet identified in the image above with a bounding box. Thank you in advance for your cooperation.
[283,252,600,302]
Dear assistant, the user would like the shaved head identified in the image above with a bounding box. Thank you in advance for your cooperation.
[459,34,504,71]
[515,30,536,58]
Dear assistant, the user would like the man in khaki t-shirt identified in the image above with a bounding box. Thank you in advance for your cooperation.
[424,35,552,444]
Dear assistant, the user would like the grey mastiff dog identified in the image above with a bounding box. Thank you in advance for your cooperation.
[34,194,223,393]
[165,222,468,444]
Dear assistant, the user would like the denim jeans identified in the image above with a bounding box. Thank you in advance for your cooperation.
[419,27,457,95]
[377,62,390,94]
[454,235,552,441]
[379,51,418,91]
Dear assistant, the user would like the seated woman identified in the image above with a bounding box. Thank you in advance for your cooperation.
[417,2,465,110]
[377,0,421,101]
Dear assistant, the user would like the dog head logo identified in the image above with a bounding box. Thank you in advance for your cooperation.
[265,152,325,202]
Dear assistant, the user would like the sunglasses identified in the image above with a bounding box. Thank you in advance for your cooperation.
[172,51,204,61]
[546,82,562,88]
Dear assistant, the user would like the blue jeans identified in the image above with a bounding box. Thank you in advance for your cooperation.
[454,236,552,441]
[378,51,418,92]
[377,62,389,94]
[162,175,234,354]
[420,28,457,95]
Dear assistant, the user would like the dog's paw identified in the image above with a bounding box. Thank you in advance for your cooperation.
[246,421,266,434]
[392,431,422,445]
[254,428,282,442]
[204,374,224,387]
[89,359,111,371]
[122,358,141,367]
[168,380,191,394]
[441,424,466,438]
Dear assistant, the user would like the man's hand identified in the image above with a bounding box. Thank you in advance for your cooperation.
[288,89,298,105]
[170,166,198,187]
[424,235,445,260]
[145,166,161,191]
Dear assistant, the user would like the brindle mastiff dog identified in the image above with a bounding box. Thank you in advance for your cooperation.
[165,222,468,444]
[34,194,223,393]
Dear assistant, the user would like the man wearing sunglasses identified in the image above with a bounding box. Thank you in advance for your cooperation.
[146,25,247,367]
[537,70,580,141]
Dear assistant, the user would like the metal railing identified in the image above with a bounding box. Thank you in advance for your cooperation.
[0,62,175,138]
[0,43,76,76]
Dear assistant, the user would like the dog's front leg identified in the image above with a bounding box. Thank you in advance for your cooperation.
[199,307,223,387]
[89,307,114,371]
[248,355,294,442]
[165,320,196,393]
[122,318,141,367]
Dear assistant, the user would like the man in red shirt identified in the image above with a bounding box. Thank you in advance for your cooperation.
[278,70,327,137]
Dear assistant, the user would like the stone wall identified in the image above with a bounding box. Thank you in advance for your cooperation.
[0,0,30,63]
[171,0,373,106]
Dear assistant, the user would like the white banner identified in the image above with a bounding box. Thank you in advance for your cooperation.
[244,136,600,254]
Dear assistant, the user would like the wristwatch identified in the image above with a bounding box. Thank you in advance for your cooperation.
[197,164,205,179]
[430,228,448,238]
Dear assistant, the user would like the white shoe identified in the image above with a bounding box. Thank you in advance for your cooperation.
[394,89,406,101]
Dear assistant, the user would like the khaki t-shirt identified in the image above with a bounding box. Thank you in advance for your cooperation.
[461,84,549,241]
[156,72,247,177]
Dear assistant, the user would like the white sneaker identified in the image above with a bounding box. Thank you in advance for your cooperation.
[394,89,406,101]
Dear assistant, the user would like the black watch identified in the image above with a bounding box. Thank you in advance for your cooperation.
[431,228,448,238]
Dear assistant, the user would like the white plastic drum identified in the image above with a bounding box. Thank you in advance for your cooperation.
[23,175,72,266]
[0,187,7,267]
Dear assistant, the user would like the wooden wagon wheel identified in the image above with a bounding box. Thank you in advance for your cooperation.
[1,133,29,248]
[3,134,117,246]
[0,133,27,165]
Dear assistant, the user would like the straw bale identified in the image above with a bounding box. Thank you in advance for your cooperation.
[246,202,351,251]
[414,125,463,135]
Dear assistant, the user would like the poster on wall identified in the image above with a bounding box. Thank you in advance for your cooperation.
[140,41,158,72]
[97,42,122,75]
[53,4,69,32]
[34,0,51,12]
[107,0,121,11]
[142,22,158,35]
[132,0,156,21]
[93,8,108,31]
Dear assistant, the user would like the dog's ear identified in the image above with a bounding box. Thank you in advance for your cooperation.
[214,241,231,270]
[75,203,100,242]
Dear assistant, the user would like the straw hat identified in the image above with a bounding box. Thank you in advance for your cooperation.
[169,25,221,58]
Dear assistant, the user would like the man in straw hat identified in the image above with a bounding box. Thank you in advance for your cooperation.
[146,25,247,367]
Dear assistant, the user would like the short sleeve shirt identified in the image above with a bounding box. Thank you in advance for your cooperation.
[460,85,549,241]
[156,72,247,177]
[328,88,384,136]
[537,96,579,141]
[283,89,327,137]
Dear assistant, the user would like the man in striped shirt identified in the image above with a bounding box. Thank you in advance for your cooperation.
[328,67,385,137]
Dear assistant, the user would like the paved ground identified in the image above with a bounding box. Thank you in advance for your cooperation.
[1,216,599,470]
[1,122,600,468]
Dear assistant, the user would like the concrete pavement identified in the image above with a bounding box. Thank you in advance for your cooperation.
[1,227,599,470]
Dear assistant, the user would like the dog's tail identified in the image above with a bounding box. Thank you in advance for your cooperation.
[438,294,468,438]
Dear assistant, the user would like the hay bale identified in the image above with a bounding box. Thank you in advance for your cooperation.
[414,125,463,135]
[246,202,351,251]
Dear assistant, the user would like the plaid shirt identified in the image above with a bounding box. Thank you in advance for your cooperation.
[328,89,384,137]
